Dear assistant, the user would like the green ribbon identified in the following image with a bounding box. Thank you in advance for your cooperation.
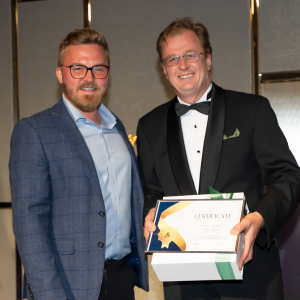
[208,186,245,214]
[215,254,236,280]
[208,186,236,280]
[208,186,233,200]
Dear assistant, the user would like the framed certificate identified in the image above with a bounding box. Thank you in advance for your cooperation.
[146,195,245,254]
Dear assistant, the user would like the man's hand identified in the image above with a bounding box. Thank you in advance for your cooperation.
[230,211,264,270]
[144,208,156,240]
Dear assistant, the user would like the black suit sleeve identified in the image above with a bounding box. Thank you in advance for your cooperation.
[137,119,164,220]
[253,98,300,247]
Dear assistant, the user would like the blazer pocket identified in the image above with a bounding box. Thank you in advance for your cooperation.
[222,136,248,147]
[52,238,75,255]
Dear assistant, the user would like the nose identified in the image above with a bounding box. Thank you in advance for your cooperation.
[83,69,94,81]
[178,56,189,70]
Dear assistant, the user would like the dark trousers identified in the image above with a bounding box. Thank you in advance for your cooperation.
[99,257,137,300]
[164,282,221,300]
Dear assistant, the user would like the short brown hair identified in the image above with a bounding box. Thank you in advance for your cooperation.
[157,17,212,63]
[58,28,109,66]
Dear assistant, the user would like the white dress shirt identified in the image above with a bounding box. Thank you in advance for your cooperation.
[178,83,212,193]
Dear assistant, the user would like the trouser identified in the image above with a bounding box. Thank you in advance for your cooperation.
[164,282,221,300]
[99,256,137,300]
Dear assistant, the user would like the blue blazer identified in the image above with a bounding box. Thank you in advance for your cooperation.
[9,99,149,300]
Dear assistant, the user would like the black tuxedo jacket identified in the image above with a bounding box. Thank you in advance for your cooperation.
[137,82,300,299]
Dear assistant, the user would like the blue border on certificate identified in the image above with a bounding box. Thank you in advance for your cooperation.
[148,201,182,252]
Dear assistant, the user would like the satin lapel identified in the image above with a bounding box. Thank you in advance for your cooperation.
[199,83,225,194]
[167,97,196,195]
[51,99,104,201]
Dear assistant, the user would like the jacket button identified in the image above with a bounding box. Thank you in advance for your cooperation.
[99,211,105,217]
[98,242,104,248]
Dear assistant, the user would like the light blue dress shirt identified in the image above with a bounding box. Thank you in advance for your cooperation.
[63,95,132,260]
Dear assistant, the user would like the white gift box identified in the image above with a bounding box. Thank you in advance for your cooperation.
[151,232,244,281]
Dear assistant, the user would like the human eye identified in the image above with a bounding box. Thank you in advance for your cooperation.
[165,56,179,65]
[185,52,199,62]
[93,65,106,72]
[72,65,85,72]
[186,52,196,58]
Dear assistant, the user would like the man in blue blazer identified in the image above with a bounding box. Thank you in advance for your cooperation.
[9,28,148,300]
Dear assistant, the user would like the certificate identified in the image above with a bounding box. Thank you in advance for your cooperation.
[146,196,245,253]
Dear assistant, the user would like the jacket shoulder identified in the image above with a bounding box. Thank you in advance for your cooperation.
[224,88,269,106]
[14,101,62,130]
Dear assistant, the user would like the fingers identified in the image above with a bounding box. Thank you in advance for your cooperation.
[238,253,245,270]
[244,245,254,265]
[230,212,264,236]
[238,235,252,270]
[235,212,264,269]
[238,238,254,270]
[230,223,242,235]
[238,233,250,269]
[144,223,156,240]
[144,220,156,239]
[230,218,249,235]
[144,227,150,240]
[145,207,155,222]
[144,208,156,240]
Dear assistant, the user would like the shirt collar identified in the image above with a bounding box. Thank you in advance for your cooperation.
[177,83,212,106]
[62,93,116,129]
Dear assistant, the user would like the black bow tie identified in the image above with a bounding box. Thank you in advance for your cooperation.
[175,89,212,117]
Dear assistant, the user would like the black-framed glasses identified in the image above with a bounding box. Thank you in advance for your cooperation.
[163,52,204,66]
[61,64,110,79]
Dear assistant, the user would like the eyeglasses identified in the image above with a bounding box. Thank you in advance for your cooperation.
[61,64,110,79]
[163,52,204,66]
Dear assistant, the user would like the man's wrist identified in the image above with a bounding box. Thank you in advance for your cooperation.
[253,211,264,228]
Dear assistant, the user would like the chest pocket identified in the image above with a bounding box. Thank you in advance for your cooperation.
[222,136,248,147]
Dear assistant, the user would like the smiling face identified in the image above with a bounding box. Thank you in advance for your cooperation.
[56,44,109,112]
[162,30,212,104]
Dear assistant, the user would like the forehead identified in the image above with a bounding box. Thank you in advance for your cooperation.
[162,30,203,56]
[63,44,108,65]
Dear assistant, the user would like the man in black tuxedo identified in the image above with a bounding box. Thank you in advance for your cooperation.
[137,18,300,300]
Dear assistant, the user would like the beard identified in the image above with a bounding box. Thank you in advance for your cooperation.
[63,82,107,112]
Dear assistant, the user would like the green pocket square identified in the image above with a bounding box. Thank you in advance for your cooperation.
[223,128,240,140]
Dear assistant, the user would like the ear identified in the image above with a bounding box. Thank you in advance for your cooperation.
[56,67,63,84]
[205,54,212,71]
[161,63,168,80]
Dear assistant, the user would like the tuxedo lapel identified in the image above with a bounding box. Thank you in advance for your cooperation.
[51,99,104,201]
[167,97,196,195]
[199,83,225,194]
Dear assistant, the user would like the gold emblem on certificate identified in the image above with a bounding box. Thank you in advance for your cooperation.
[157,226,178,248]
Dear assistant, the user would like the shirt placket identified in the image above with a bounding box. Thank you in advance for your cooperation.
[102,132,120,254]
